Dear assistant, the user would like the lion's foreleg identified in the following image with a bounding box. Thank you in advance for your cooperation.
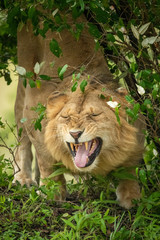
[36,153,66,201]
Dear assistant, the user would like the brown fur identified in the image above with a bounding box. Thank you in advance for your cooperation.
[13,12,145,209]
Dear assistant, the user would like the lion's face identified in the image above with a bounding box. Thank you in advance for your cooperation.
[45,86,138,174]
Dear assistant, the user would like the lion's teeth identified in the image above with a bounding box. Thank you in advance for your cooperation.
[90,140,96,153]
[70,143,74,151]
[85,142,88,150]
[75,144,78,151]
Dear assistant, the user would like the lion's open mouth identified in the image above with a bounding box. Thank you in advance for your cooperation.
[67,137,102,168]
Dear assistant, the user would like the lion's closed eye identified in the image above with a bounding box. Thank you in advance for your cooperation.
[91,112,102,117]
[61,115,69,119]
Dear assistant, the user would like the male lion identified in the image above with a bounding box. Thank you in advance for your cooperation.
[13,13,144,209]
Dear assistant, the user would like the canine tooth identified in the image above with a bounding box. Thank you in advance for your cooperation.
[70,143,74,151]
[90,140,96,152]
[75,144,78,151]
[85,142,88,150]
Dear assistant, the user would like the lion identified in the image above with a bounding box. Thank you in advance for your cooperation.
[13,12,145,209]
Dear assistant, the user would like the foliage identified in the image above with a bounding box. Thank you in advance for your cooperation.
[0,0,160,239]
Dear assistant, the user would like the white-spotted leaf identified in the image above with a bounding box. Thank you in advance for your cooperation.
[142,36,157,47]
[139,22,151,35]
[34,62,40,75]
[131,24,139,40]
[106,101,118,108]
[136,84,145,95]
[16,66,26,76]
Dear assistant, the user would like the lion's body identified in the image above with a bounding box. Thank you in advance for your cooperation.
[14,13,145,209]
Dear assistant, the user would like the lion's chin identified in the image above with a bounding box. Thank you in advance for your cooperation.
[67,137,102,169]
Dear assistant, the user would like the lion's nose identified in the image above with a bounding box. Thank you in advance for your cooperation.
[70,131,83,139]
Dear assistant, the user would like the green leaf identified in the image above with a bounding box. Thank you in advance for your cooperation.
[133,103,140,114]
[112,168,137,180]
[107,216,118,224]
[34,116,43,131]
[100,219,106,235]
[76,73,81,80]
[88,23,101,38]
[29,79,36,88]
[117,31,124,42]
[28,6,36,19]
[79,0,85,11]
[71,23,84,40]
[71,81,78,92]
[48,167,68,179]
[31,103,46,131]
[115,107,121,125]
[125,95,134,104]
[39,75,51,81]
[0,118,5,129]
[153,73,160,82]
[107,33,116,42]
[62,219,76,230]
[20,118,27,123]
[80,79,87,93]
[31,103,46,114]
[26,71,34,78]
[23,78,27,88]
[18,127,23,137]
[99,94,106,99]
[0,154,4,161]
[36,80,41,89]
[49,39,62,57]
[4,72,12,85]
[17,21,24,32]
[126,108,135,118]
[139,169,147,186]
[130,62,138,73]
[58,64,68,80]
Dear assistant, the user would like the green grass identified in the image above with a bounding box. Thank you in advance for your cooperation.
[0,153,160,240]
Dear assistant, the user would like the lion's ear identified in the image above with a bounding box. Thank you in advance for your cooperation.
[47,91,68,119]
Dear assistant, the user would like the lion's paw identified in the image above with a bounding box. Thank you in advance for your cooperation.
[12,176,37,187]
[116,181,141,209]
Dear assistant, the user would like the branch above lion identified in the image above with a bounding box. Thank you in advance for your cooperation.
[13,11,145,209]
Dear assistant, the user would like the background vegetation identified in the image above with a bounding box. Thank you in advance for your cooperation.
[0,0,160,239]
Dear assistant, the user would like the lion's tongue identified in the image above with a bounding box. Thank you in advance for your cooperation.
[74,142,92,168]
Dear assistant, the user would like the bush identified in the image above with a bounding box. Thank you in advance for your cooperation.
[0,1,160,239]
